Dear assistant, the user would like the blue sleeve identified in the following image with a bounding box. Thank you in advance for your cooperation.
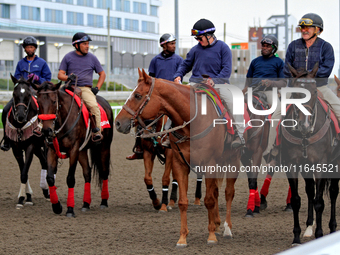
[173,50,195,80]
[38,62,52,84]
[277,59,285,78]
[148,57,156,74]
[216,44,232,79]
[316,42,334,78]
[246,60,255,78]
[14,62,22,80]
[283,42,295,78]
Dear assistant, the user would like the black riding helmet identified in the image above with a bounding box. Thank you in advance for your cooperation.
[22,36,38,48]
[72,32,92,55]
[299,13,323,32]
[260,35,278,54]
[160,33,176,46]
[191,19,216,47]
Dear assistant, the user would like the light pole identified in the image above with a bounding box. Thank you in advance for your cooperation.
[131,51,137,73]
[142,52,148,69]
[54,43,64,66]
[90,45,99,54]
[120,50,126,74]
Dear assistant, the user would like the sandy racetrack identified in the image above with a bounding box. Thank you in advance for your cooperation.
[0,130,338,255]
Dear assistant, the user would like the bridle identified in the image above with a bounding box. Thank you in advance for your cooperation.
[12,83,33,123]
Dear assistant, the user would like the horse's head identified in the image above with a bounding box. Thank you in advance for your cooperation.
[288,62,318,135]
[115,68,161,134]
[11,74,34,124]
[32,80,62,139]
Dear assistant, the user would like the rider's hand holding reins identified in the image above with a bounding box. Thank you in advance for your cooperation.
[28,73,39,82]
[91,87,99,95]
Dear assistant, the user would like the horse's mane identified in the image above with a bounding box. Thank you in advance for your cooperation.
[39,81,56,91]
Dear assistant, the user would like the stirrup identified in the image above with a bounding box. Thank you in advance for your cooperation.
[0,137,10,151]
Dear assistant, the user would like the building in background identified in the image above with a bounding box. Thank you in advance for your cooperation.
[0,0,162,83]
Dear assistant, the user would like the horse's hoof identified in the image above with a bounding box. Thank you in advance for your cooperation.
[291,243,301,247]
[66,212,75,218]
[81,207,90,212]
[260,202,267,210]
[303,225,313,237]
[176,243,187,248]
[283,204,293,212]
[16,204,24,209]
[253,206,260,214]
[193,198,201,206]
[52,201,63,214]
[223,234,233,239]
[167,205,173,210]
[25,201,34,206]
[100,204,108,209]
[245,209,254,218]
[207,240,217,245]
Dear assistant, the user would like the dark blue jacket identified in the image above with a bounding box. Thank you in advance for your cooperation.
[284,38,334,87]
[14,56,51,84]
[173,40,232,84]
[149,52,183,81]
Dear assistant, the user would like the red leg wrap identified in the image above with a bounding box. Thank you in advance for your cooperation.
[286,186,291,204]
[260,174,272,197]
[255,188,261,207]
[83,182,91,205]
[247,189,256,211]
[101,179,109,200]
[49,186,59,204]
[67,188,75,208]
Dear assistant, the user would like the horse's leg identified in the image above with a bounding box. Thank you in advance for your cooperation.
[214,178,222,235]
[169,149,178,209]
[303,177,315,237]
[143,150,161,210]
[35,146,50,200]
[252,149,263,214]
[78,150,92,213]
[160,148,172,212]
[287,176,301,246]
[204,176,219,244]
[314,177,326,239]
[329,178,339,233]
[99,145,111,209]
[46,149,62,214]
[194,173,203,205]
[224,176,237,239]
[260,169,275,210]
[173,158,189,247]
[12,146,26,208]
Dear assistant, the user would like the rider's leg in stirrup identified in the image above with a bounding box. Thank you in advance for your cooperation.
[1,100,12,151]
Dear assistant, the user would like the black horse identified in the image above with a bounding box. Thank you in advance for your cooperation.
[279,63,340,245]
[2,75,50,208]
[31,80,113,217]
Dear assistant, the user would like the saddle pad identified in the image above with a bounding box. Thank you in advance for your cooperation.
[65,89,111,129]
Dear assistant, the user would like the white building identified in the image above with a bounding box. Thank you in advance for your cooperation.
[0,0,162,79]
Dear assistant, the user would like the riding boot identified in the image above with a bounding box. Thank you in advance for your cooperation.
[92,127,103,143]
[161,135,170,148]
[0,136,10,151]
[231,131,245,149]
[126,137,143,160]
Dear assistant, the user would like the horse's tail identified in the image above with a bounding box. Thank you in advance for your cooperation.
[90,142,112,187]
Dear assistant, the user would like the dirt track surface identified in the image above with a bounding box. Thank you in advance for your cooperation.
[0,130,338,255]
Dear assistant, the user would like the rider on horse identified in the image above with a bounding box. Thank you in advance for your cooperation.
[174,18,245,148]
[1,36,51,151]
[57,32,105,142]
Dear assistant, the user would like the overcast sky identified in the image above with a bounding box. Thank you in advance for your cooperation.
[159,0,340,76]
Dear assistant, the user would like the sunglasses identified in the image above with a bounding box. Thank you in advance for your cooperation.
[191,27,215,36]
[72,35,91,45]
[195,36,203,41]
[261,38,274,45]
[298,18,313,26]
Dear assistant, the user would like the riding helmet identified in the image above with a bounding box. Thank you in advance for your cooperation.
[191,19,215,36]
[260,35,278,54]
[22,36,38,49]
[299,13,323,32]
[159,33,176,46]
[72,32,92,46]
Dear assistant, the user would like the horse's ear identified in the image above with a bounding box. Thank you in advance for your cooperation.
[310,62,319,78]
[27,74,34,84]
[138,68,143,78]
[10,73,18,85]
[334,75,340,86]
[52,81,62,90]
[142,69,152,85]
[287,63,298,77]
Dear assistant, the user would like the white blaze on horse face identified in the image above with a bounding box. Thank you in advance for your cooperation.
[20,88,25,94]
[281,88,311,115]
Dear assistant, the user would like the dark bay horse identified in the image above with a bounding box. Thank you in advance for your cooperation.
[116,69,241,246]
[5,75,49,208]
[241,87,270,217]
[31,81,113,217]
[280,63,340,245]
[137,116,203,212]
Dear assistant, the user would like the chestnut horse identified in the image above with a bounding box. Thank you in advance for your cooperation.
[31,81,113,217]
[4,75,50,208]
[116,69,241,246]
[280,63,340,245]
[138,118,203,212]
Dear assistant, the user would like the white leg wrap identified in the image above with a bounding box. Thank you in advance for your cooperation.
[223,221,233,238]
[25,180,33,195]
[40,169,48,189]
[18,183,26,198]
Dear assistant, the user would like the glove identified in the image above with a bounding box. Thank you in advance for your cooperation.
[67,73,76,82]
[91,87,99,95]
[28,73,39,82]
